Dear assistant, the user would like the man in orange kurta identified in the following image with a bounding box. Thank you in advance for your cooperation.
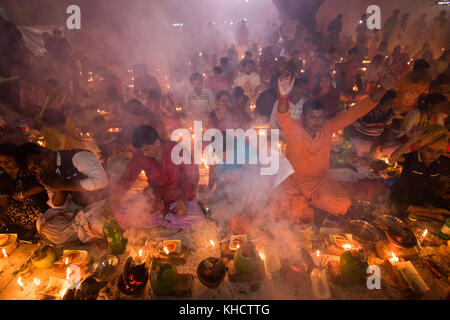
[273,75,394,222]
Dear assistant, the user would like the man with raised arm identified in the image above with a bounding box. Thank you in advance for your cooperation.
[274,73,395,223]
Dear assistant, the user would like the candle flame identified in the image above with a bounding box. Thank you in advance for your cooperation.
[316,250,320,257]
[17,277,24,287]
[163,246,170,255]
[391,252,399,262]
[209,240,215,247]
[385,158,389,165]
[60,287,67,298]
[2,248,7,258]
[138,249,143,257]
[37,140,44,146]
[33,278,40,287]
[352,85,358,92]
[64,257,69,265]
[66,266,71,280]
[201,158,209,169]
[259,252,265,261]
[422,229,428,237]
[342,244,352,250]
[236,244,240,249]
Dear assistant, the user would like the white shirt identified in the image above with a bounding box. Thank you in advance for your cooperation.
[234,72,262,98]
[56,151,108,191]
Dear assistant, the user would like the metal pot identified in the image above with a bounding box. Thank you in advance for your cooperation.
[345,220,382,246]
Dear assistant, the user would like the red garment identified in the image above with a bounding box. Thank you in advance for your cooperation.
[119,141,199,205]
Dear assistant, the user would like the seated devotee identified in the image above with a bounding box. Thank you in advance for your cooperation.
[169,67,190,106]
[121,98,166,141]
[14,142,109,245]
[234,59,262,104]
[16,142,109,208]
[183,72,215,126]
[208,132,294,233]
[112,125,204,230]
[255,80,278,121]
[209,91,249,131]
[430,74,450,101]
[364,55,387,93]
[312,73,340,119]
[159,94,182,138]
[40,109,86,151]
[133,64,161,101]
[274,74,395,222]
[0,143,48,239]
[350,90,398,159]
[390,124,449,215]
[399,93,447,139]
[393,59,431,114]
[270,77,308,129]
[387,45,410,79]
[204,67,230,96]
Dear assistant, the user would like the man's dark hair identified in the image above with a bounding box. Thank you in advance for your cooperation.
[233,86,245,98]
[302,99,325,116]
[380,90,397,105]
[418,93,447,111]
[131,125,160,149]
[216,90,230,101]
[189,72,203,83]
[15,142,47,168]
[294,77,308,88]
[241,59,254,68]
[93,115,106,125]
[337,14,343,19]
[413,58,430,72]
[0,143,17,157]
[245,50,252,58]
[348,47,359,56]
[220,57,228,66]
[213,66,223,75]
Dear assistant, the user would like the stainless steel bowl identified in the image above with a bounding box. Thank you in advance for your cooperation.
[90,254,119,281]
[345,220,382,245]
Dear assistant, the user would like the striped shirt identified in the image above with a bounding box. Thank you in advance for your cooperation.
[352,108,394,137]
[183,87,215,115]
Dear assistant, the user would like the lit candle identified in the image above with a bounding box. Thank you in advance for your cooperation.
[2,248,13,266]
[17,276,24,291]
[342,244,352,250]
[163,246,170,255]
[33,277,41,289]
[420,229,428,245]
[249,105,256,112]
[201,158,209,169]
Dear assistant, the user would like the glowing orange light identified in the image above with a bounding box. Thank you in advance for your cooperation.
[342,244,352,250]
[422,229,428,238]
[163,246,170,255]
[2,248,7,258]
[17,277,24,288]
[210,240,215,247]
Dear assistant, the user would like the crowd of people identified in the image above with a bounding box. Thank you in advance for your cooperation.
[0,8,448,246]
